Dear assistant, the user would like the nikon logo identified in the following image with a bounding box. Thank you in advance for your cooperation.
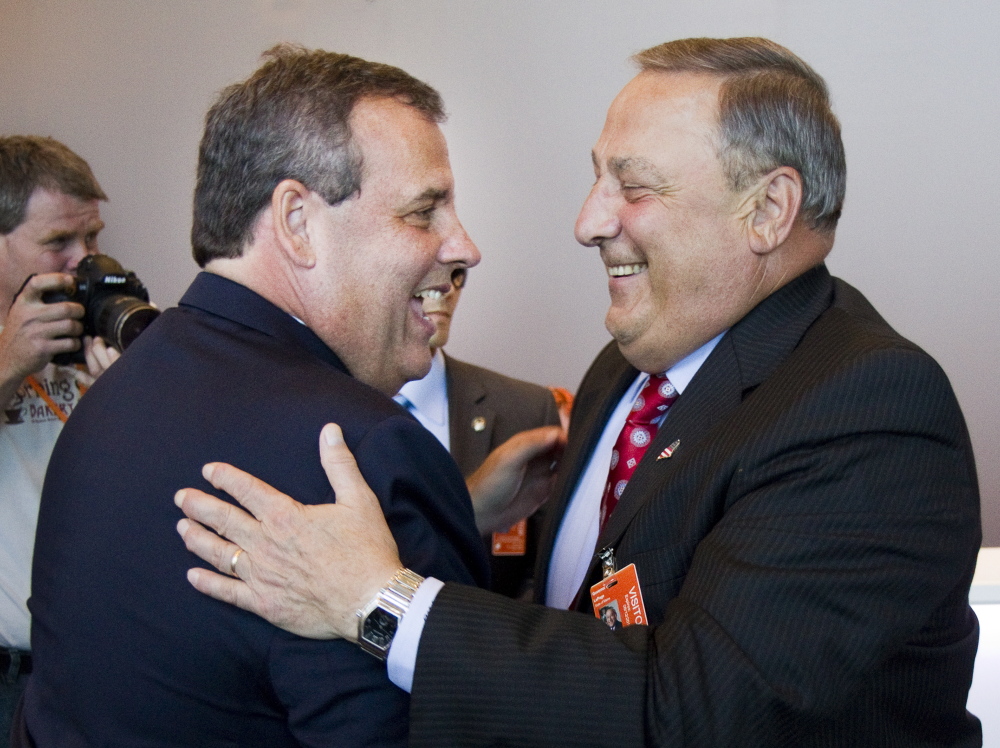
[102,275,128,284]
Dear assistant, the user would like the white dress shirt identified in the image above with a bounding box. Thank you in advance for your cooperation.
[544,334,721,608]
[386,334,723,692]
[395,349,450,451]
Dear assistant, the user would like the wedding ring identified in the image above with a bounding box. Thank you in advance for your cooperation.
[229,548,244,578]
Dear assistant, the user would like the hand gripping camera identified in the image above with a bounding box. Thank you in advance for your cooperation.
[42,254,160,365]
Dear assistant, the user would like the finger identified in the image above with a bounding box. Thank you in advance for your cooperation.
[83,336,99,373]
[176,516,242,574]
[319,423,380,511]
[199,462,299,526]
[84,335,118,375]
[504,425,564,460]
[186,567,258,612]
[104,343,121,365]
[18,272,75,301]
[174,486,262,548]
[19,301,84,325]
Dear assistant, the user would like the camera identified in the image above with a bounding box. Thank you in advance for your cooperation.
[42,254,160,365]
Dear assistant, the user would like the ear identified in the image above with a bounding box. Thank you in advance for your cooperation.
[270,179,316,269]
[745,166,802,255]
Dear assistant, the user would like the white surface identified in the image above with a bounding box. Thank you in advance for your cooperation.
[0,1,996,546]
[972,547,1000,605]
[969,550,1000,745]
[970,603,1000,747]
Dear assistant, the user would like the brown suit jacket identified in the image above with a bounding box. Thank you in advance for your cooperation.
[408,266,982,747]
[444,354,561,598]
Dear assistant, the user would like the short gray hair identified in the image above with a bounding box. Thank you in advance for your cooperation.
[192,44,446,267]
[633,37,846,232]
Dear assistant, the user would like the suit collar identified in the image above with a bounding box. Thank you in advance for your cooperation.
[726,263,834,391]
[443,352,487,405]
[443,353,493,477]
[179,272,350,376]
[591,264,836,576]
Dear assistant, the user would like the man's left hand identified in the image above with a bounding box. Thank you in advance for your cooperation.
[79,335,121,383]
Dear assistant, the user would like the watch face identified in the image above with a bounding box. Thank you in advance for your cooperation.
[363,607,399,649]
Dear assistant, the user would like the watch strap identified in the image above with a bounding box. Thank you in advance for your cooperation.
[357,567,424,659]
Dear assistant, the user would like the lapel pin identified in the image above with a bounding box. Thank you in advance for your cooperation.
[471,416,487,432]
[656,439,680,460]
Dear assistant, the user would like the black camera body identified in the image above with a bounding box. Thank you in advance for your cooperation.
[42,254,160,365]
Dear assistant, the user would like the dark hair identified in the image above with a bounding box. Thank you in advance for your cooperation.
[191,44,446,267]
[633,37,846,232]
[0,136,106,234]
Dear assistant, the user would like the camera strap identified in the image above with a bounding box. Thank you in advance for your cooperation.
[25,372,88,424]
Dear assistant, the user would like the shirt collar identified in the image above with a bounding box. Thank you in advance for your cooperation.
[395,348,448,427]
[661,331,725,394]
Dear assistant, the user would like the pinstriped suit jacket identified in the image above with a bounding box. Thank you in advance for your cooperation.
[408,265,983,747]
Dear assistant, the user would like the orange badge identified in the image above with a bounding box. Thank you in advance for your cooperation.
[590,563,648,629]
[492,518,527,556]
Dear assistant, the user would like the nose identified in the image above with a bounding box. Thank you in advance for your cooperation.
[574,181,621,247]
[440,215,481,271]
[64,237,98,272]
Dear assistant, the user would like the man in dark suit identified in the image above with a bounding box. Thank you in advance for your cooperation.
[21,46,488,746]
[397,266,562,597]
[174,38,982,746]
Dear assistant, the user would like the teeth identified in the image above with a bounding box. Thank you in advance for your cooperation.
[416,289,444,300]
[607,263,648,278]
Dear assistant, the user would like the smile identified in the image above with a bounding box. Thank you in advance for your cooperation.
[607,263,648,278]
[415,289,445,300]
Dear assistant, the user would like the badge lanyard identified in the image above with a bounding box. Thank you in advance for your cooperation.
[24,371,88,424]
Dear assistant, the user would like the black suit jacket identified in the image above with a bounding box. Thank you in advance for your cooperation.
[408,265,982,747]
[444,354,561,598]
[26,273,489,747]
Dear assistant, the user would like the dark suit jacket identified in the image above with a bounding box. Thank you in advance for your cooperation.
[444,354,561,598]
[408,265,982,747]
[26,273,489,747]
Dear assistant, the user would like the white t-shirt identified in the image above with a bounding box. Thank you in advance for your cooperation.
[0,360,89,649]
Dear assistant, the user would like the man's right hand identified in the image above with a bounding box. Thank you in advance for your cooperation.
[0,273,84,389]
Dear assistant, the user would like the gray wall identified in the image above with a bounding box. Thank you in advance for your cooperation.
[2,0,997,543]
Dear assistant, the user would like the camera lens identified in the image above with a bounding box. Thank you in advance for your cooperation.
[92,295,161,352]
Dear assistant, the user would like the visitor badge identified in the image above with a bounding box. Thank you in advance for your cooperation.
[590,563,648,629]
[492,518,527,556]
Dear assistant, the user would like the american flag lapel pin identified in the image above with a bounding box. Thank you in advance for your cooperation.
[656,439,681,461]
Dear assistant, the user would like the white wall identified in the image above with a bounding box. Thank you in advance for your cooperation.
[1,0,997,543]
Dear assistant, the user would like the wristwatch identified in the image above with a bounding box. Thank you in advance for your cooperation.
[356,568,424,660]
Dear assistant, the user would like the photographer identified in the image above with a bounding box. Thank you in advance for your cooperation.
[0,136,118,746]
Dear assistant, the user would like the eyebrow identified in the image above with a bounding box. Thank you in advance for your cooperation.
[606,156,668,184]
[406,188,450,208]
[40,220,105,244]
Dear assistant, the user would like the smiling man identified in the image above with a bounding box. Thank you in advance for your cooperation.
[173,37,981,747]
[20,46,488,747]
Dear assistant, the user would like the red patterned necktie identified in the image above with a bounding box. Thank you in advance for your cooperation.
[599,373,678,530]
